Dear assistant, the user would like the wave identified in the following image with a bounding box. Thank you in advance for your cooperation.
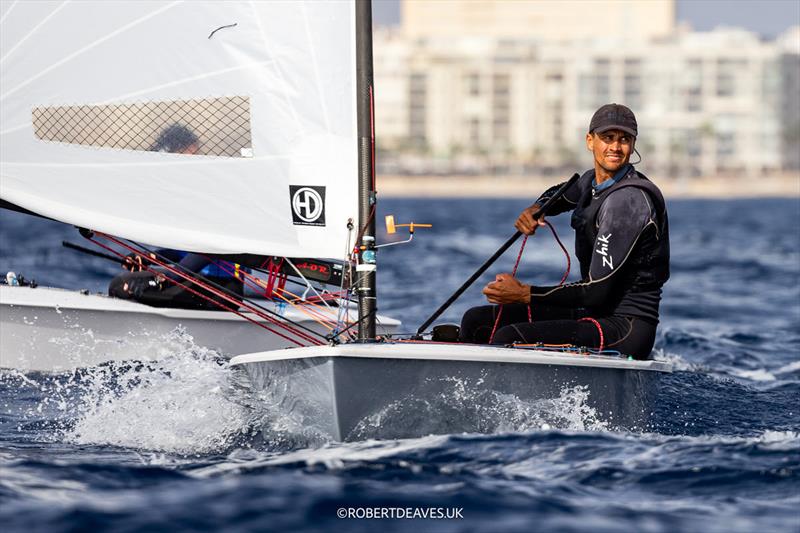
[1,329,253,455]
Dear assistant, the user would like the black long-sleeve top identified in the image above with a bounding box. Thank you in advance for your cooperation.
[528,171,665,322]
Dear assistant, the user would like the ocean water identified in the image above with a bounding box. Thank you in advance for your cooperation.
[0,197,798,532]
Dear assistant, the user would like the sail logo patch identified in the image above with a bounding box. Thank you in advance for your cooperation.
[290,186,326,226]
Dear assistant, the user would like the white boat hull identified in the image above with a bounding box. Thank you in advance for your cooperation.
[0,285,400,372]
[230,343,672,441]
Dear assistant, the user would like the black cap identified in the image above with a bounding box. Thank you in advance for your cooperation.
[589,103,638,137]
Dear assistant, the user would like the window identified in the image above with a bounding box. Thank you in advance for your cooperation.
[465,73,481,96]
[408,73,427,142]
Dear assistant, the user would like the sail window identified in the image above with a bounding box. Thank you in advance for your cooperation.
[32,96,252,157]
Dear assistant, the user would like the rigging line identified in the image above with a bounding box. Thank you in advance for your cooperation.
[299,1,332,133]
[1,1,180,101]
[545,220,572,285]
[340,269,374,333]
[194,254,273,296]
[273,285,335,312]
[224,255,339,324]
[347,270,375,298]
[272,288,337,331]
[488,235,529,344]
[334,300,360,338]
[338,285,356,329]
[578,317,605,352]
[121,246,324,347]
[301,291,349,303]
[86,235,310,347]
[338,287,355,334]
[98,234,325,345]
[0,0,67,66]
[134,255,328,346]
[327,309,376,343]
[124,248,324,338]
[274,297,336,331]
[353,205,376,250]
[276,299,337,330]
[340,221,355,329]
[274,286,340,324]
[92,235,316,345]
[283,257,335,312]
[248,0,305,139]
[246,264,330,295]
[214,258,341,317]
[486,222,571,344]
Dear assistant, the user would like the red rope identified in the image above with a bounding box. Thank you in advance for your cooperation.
[197,254,292,303]
[487,221,572,344]
[546,221,571,285]
[488,235,528,343]
[579,317,605,352]
[91,234,323,347]
[200,255,355,332]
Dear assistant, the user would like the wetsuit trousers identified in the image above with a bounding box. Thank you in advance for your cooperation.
[459,304,657,360]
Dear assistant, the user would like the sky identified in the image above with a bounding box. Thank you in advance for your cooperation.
[372,0,800,38]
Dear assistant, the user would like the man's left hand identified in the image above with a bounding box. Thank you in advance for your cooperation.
[482,273,531,305]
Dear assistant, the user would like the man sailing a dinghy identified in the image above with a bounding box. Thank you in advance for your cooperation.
[459,104,669,360]
[108,124,245,310]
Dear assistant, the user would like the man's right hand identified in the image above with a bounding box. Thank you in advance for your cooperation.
[123,252,156,272]
[515,204,546,235]
[123,254,144,272]
[121,273,161,297]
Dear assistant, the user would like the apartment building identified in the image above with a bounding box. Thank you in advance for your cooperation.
[373,1,800,176]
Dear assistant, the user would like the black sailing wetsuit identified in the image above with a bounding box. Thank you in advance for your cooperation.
[459,164,670,359]
[108,251,244,310]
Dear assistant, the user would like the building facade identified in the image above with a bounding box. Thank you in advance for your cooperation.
[374,2,800,177]
[401,0,675,42]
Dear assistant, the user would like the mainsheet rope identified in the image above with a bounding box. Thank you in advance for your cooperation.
[488,221,572,344]
[149,250,341,343]
[88,233,325,347]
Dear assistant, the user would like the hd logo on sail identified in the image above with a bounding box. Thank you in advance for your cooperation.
[290,185,326,226]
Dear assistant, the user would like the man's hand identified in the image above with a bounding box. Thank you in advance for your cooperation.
[123,252,157,272]
[123,253,145,272]
[514,204,545,235]
[514,204,546,235]
[482,273,531,305]
[121,274,161,298]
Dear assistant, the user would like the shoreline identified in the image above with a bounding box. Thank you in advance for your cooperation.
[377,174,800,199]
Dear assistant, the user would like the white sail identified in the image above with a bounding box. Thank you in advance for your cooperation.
[0,0,358,259]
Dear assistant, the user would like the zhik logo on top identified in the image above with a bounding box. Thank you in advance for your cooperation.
[290,185,326,226]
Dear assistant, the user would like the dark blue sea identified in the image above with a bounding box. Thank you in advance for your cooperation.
[1,197,798,532]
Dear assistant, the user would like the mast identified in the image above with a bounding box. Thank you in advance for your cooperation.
[355,0,377,340]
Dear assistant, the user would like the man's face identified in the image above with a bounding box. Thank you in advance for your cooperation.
[586,129,634,173]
